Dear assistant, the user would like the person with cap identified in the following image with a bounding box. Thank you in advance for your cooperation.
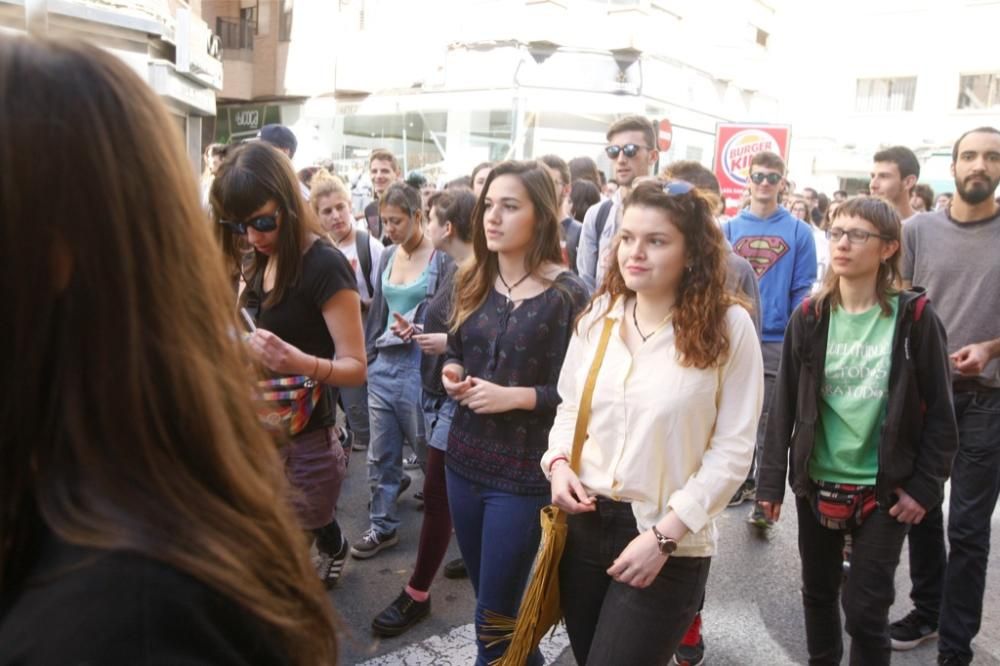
[258,124,309,201]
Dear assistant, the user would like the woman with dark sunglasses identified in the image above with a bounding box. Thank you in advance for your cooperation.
[757,198,957,665]
[212,141,367,588]
[543,180,762,665]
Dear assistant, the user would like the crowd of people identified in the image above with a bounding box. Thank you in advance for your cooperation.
[3,34,1000,666]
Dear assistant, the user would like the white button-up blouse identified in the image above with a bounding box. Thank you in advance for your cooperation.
[542,295,764,557]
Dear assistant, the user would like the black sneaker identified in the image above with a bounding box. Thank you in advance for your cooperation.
[937,655,968,666]
[890,610,938,651]
[728,481,756,507]
[352,438,368,452]
[443,557,468,579]
[315,535,349,588]
[372,589,431,637]
[400,473,412,496]
[351,528,399,559]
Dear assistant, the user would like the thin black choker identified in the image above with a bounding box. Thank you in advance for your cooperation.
[498,269,530,302]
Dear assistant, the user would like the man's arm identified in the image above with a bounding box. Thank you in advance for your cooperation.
[575,202,602,294]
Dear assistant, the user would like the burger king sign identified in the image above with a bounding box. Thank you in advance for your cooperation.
[713,123,791,216]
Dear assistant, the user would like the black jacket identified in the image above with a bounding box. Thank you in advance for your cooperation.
[758,289,958,512]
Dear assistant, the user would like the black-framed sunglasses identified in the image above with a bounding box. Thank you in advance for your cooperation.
[605,143,649,159]
[826,227,891,244]
[219,212,279,235]
[750,172,782,186]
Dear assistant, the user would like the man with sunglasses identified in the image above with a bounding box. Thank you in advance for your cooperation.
[723,151,817,524]
[576,115,659,293]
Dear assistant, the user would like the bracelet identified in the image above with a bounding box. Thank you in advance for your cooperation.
[321,359,335,383]
[311,355,320,379]
[548,456,569,473]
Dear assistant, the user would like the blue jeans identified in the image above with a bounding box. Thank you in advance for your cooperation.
[340,383,370,447]
[446,468,547,666]
[366,344,426,536]
[909,389,1000,663]
[422,393,455,453]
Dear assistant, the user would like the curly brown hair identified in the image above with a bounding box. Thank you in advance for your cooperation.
[582,179,744,369]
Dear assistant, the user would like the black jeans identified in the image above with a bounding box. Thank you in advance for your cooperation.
[796,495,909,666]
[907,389,1000,663]
[560,498,710,666]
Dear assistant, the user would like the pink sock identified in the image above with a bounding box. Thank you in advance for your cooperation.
[405,585,430,602]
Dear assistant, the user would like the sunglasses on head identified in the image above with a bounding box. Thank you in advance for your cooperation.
[661,180,694,196]
[750,172,782,186]
[219,212,279,235]
[605,143,648,159]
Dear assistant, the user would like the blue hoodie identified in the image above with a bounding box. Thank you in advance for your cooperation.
[723,207,817,342]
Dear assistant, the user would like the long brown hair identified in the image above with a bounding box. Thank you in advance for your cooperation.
[211,141,324,307]
[0,36,337,664]
[451,160,564,330]
[584,180,741,369]
[813,196,902,317]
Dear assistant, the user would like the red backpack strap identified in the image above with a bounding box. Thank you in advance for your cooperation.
[913,294,928,322]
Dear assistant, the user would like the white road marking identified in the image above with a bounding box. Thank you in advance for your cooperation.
[357,623,570,666]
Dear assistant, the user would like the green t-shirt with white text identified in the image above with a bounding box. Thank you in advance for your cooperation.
[809,296,899,485]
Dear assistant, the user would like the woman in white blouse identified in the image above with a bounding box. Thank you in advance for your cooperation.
[542,179,764,665]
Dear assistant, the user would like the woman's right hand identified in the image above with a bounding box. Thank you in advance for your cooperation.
[442,366,473,400]
[551,463,596,514]
[413,332,447,355]
[758,500,782,523]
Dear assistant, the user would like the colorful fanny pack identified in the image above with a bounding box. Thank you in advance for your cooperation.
[811,481,877,531]
[256,375,323,438]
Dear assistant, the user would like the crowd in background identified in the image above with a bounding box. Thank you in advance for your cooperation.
[4,33,1000,666]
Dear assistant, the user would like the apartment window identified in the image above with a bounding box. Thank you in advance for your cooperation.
[958,73,1000,110]
[279,0,294,42]
[216,15,255,50]
[855,77,917,112]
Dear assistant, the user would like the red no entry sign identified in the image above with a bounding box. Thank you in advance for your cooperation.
[658,118,673,152]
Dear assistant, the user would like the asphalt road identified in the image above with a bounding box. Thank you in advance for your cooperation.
[330,451,1000,665]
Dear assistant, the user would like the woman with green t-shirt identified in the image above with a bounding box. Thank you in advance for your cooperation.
[757,196,958,666]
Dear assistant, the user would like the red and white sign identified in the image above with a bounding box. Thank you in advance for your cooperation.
[657,118,673,152]
[713,123,791,216]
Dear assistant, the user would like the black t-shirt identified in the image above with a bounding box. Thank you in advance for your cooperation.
[420,262,457,397]
[0,532,288,665]
[242,239,357,433]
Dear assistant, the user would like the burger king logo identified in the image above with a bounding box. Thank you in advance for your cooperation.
[721,130,782,185]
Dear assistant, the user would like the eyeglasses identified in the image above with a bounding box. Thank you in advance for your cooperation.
[826,227,891,244]
[219,212,279,235]
[750,172,782,186]
[605,143,649,159]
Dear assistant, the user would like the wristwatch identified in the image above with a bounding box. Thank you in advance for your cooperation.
[650,525,679,555]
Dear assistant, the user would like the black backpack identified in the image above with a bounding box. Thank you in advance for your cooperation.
[355,229,374,296]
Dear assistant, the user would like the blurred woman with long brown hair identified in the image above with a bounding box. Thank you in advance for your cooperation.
[542,180,763,665]
[0,36,338,664]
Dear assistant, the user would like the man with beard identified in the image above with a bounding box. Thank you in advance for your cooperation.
[891,126,1000,666]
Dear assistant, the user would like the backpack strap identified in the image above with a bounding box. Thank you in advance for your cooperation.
[355,229,374,296]
[594,199,614,240]
[913,294,928,322]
